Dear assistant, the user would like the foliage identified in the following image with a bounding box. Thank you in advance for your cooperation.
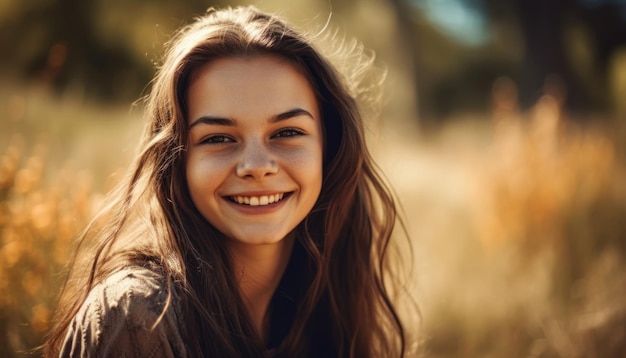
[0,135,99,356]
[377,78,626,357]
[1,30,625,358]
[0,84,139,357]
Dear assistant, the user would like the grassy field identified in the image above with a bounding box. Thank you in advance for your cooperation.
[1,81,625,357]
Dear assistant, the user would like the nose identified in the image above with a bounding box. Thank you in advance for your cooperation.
[236,141,278,179]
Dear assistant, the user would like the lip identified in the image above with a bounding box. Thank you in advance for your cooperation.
[222,191,294,214]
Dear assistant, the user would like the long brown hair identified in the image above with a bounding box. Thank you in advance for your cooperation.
[45,6,409,357]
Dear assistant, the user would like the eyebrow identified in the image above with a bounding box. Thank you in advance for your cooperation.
[189,108,314,128]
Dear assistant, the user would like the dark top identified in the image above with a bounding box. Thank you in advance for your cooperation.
[60,242,336,357]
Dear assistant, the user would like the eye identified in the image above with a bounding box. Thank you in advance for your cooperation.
[200,134,235,145]
[272,128,305,138]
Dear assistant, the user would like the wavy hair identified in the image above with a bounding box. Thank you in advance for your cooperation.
[45,6,409,357]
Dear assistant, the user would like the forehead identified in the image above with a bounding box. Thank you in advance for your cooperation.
[186,54,318,119]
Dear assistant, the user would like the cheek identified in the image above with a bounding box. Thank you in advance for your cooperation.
[185,157,203,207]
[286,142,323,193]
[185,153,224,200]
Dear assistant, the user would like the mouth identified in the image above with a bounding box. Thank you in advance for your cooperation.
[226,192,293,206]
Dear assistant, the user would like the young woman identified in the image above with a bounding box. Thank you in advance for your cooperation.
[45,6,411,357]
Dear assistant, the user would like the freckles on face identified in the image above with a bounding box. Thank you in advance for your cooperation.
[184,55,324,247]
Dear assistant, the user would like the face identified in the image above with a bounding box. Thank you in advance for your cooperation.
[185,55,323,247]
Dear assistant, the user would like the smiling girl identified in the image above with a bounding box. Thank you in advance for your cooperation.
[44,6,411,357]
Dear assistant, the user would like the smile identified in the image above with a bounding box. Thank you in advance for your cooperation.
[227,192,291,206]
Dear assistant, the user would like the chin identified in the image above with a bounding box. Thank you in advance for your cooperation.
[251,236,287,245]
[228,232,292,246]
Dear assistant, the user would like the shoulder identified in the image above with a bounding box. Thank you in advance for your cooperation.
[88,267,170,323]
[60,267,188,358]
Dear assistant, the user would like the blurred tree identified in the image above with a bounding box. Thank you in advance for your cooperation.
[517,0,585,110]
[0,0,223,103]
[387,0,517,122]
[1,0,624,115]
[2,0,136,101]
[387,0,428,116]
[386,0,626,122]
[484,0,626,114]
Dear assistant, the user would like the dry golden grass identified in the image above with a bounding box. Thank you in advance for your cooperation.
[0,135,100,355]
[377,78,626,357]
[0,84,140,357]
[1,79,625,356]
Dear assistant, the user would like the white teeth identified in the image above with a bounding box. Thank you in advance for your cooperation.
[231,193,287,206]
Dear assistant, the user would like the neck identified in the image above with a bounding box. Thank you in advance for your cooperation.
[228,233,295,341]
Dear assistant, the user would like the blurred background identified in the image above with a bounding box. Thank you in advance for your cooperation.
[1,0,625,356]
